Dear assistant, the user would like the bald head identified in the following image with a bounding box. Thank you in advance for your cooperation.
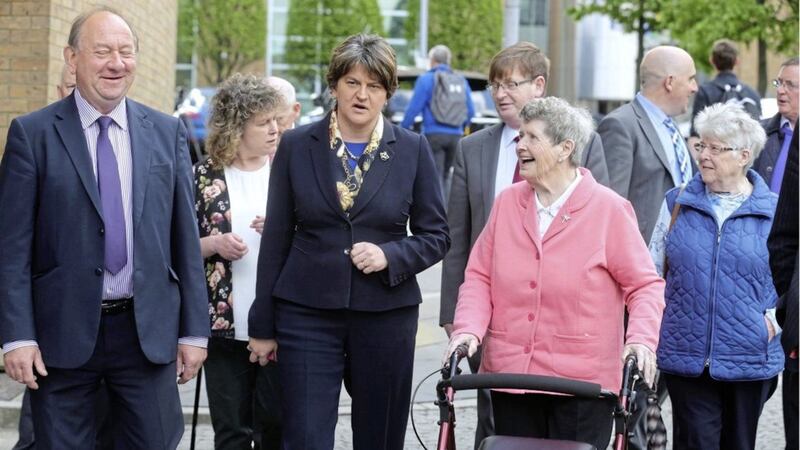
[639,46,698,116]
[57,64,76,99]
[265,76,301,136]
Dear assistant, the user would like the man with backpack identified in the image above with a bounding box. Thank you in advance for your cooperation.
[402,45,475,194]
[690,39,761,142]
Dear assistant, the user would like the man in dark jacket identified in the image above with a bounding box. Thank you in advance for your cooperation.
[768,120,798,450]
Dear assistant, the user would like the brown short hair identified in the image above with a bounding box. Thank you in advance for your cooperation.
[489,42,550,84]
[711,39,738,71]
[326,34,398,99]
[206,74,284,168]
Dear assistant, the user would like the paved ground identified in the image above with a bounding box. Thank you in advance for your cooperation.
[0,263,788,449]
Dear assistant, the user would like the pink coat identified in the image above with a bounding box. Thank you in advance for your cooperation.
[453,168,665,391]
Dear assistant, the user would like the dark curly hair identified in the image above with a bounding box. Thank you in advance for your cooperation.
[206,73,284,168]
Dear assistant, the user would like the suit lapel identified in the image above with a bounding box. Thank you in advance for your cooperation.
[349,118,396,218]
[54,96,103,217]
[481,123,504,221]
[542,170,593,244]
[632,98,674,178]
[126,100,154,230]
[309,118,349,219]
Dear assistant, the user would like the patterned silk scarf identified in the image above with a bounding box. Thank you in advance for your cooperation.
[328,110,383,212]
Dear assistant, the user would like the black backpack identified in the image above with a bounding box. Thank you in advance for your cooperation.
[430,70,468,127]
[716,82,761,120]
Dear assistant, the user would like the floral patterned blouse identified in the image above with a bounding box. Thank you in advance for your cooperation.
[194,157,235,339]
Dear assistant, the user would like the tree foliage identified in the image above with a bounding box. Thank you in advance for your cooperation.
[285,0,384,90]
[181,0,266,84]
[404,0,503,73]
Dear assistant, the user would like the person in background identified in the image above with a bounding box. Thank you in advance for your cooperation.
[247,34,449,449]
[439,41,609,449]
[649,103,783,450]
[753,57,798,193]
[446,97,664,450]
[55,64,77,100]
[689,39,761,141]
[265,76,301,136]
[767,118,798,450]
[195,73,284,450]
[598,45,698,243]
[401,44,475,193]
[0,7,208,448]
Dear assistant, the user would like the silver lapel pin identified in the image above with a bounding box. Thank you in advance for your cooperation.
[379,151,389,161]
[561,214,571,223]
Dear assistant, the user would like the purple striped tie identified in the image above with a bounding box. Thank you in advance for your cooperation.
[96,116,127,274]
[770,122,793,194]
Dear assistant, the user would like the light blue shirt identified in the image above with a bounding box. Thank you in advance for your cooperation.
[636,93,692,186]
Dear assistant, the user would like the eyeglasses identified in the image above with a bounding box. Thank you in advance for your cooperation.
[488,79,534,93]
[693,142,739,155]
[772,78,798,91]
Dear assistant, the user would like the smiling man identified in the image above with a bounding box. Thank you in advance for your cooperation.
[598,45,698,243]
[0,7,208,448]
[753,57,798,193]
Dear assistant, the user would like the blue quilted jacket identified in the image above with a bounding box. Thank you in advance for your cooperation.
[657,170,784,381]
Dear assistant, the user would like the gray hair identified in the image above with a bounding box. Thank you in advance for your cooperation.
[265,76,297,103]
[694,102,767,169]
[68,7,139,52]
[428,45,451,65]
[518,97,594,167]
[782,57,799,68]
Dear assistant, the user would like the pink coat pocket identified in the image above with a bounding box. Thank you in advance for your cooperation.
[549,333,600,381]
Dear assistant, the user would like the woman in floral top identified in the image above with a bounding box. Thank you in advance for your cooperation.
[194,73,284,449]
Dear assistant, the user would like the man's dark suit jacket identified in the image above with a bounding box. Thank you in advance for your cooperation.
[248,114,450,339]
[0,94,209,368]
[754,114,788,187]
[768,120,798,370]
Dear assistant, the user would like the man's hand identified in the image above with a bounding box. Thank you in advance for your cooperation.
[622,343,657,389]
[214,233,248,261]
[250,215,265,235]
[248,338,278,366]
[442,333,479,366]
[4,346,47,390]
[176,344,207,384]
[350,242,388,274]
[765,316,776,342]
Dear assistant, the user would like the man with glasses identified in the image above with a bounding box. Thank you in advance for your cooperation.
[598,45,698,243]
[438,41,608,450]
[753,57,798,193]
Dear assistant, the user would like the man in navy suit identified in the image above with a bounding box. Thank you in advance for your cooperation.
[0,7,208,449]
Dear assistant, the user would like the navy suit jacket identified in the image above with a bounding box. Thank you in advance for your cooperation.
[753,113,785,186]
[248,114,450,339]
[0,94,209,368]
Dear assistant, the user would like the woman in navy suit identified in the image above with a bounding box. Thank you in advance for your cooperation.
[247,34,450,449]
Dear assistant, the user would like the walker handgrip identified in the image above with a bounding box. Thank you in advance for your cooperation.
[448,373,603,398]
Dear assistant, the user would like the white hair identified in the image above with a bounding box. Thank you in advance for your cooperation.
[265,76,296,104]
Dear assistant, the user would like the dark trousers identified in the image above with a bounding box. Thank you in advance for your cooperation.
[490,390,614,450]
[274,300,418,450]
[204,337,281,450]
[13,384,113,450]
[466,346,494,450]
[426,133,461,198]
[784,370,798,450]
[664,371,777,450]
[29,310,182,450]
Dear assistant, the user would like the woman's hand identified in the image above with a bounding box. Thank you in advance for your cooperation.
[350,242,387,274]
[442,333,479,366]
[250,215,265,235]
[215,233,248,261]
[248,338,278,366]
[622,343,657,388]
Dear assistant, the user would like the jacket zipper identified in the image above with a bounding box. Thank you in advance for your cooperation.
[705,224,723,368]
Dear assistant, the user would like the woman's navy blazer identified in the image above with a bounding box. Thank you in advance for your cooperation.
[248,114,450,339]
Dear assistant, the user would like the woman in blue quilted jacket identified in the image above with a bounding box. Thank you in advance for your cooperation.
[648,102,784,450]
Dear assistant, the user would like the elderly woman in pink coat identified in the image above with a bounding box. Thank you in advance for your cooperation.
[445,97,665,449]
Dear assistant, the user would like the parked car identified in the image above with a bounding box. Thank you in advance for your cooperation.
[174,87,216,163]
[385,67,500,133]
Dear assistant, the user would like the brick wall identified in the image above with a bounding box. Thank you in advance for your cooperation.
[0,0,177,153]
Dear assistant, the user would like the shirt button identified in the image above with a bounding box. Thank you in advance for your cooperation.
[529,280,537,289]
[95,267,103,276]
[99,228,104,235]
[524,345,531,353]
[343,248,350,255]
[527,313,534,322]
